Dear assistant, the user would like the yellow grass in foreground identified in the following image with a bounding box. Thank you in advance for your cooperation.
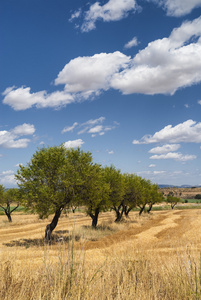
[1,209,201,299]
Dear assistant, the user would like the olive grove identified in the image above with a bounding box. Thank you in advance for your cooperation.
[15,145,165,241]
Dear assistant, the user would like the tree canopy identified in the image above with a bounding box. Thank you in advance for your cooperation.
[16,146,96,240]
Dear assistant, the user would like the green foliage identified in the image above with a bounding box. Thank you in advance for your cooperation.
[0,185,5,204]
[166,195,181,209]
[14,144,168,227]
[83,164,110,224]
[104,166,125,209]
[195,194,201,199]
[0,186,21,221]
[123,173,142,209]
[15,146,94,219]
[4,188,20,203]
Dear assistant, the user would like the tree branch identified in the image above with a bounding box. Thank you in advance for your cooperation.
[0,205,6,212]
[10,204,19,213]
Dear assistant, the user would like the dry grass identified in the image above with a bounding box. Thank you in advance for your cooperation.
[1,209,201,299]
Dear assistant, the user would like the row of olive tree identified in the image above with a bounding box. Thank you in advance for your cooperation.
[11,146,164,241]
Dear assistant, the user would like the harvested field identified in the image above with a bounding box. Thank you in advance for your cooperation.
[1,209,201,299]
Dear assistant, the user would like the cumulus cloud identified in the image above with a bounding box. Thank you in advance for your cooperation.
[2,86,75,111]
[0,170,16,187]
[149,144,181,154]
[151,0,201,17]
[111,16,201,95]
[150,152,197,161]
[149,164,156,168]
[124,36,138,49]
[55,52,130,93]
[58,16,201,97]
[3,17,201,112]
[133,120,201,144]
[0,123,35,148]
[79,0,137,32]
[63,139,84,149]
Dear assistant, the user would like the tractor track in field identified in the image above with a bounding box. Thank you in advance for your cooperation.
[1,210,200,254]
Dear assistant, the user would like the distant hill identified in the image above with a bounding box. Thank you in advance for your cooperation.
[159,184,201,188]
[158,184,176,188]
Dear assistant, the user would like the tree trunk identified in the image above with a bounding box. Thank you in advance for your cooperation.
[115,205,124,222]
[124,205,132,218]
[90,208,100,228]
[45,207,64,242]
[139,205,146,216]
[171,203,177,209]
[147,203,153,214]
[72,206,77,213]
[0,203,19,222]
[5,212,12,222]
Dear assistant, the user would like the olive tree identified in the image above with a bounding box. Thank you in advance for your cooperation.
[15,146,95,241]
[147,184,164,213]
[123,174,142,218]
[136,178,155,215]
[166,194,180,209]
[103,166,125,222]
[0,187,20,222]
[82,164,110,228]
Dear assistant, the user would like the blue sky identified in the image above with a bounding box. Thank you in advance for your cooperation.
[1,0,201,187]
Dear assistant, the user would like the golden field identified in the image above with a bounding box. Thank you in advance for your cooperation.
[1,207,201,299]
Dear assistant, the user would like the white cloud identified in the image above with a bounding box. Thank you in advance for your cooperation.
[55,52,130,93]
[152,0,201,17]
[69,8,82,22]
[107,150,114,155]
[133,120,201,144]
[11,123,35,136]
[149,164,156,168]
[198,100,201,105]
[62,122,78,134]
[149,144,181,154]
[137,170,166,175]
[3,17,201,112]
[88,125,103,134]
[15,163,23,167]
[76,117,118,137]
[0,123,35,148]
[111,17,201,95]
[77,117,105,134]
[124,36,138,48]
[150,152,197,161]
[4,16,201,113]
[63,139,84,149]
[0,170,16,187]
[184,104,189,108]
[80,0,137,32]
[82,117,105,126]
[2,86,75,111]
